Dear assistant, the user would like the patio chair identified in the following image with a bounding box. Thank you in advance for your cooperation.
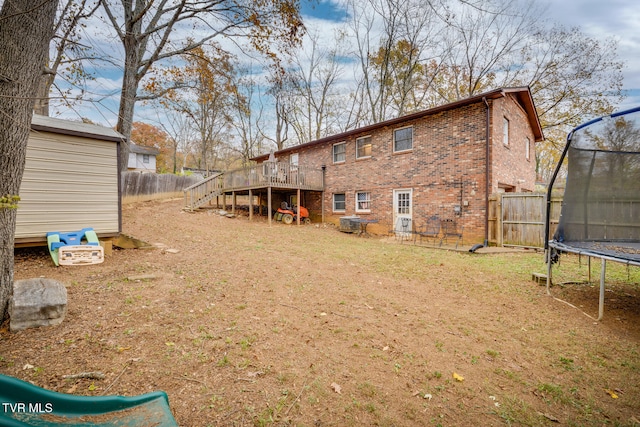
[391,217,413,243]
[414,215,441,245]
[440,218,463,249]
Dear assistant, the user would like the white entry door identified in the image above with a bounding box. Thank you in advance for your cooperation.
[393,189,413,237]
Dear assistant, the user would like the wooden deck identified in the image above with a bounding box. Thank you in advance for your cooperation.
[183,162,324,211]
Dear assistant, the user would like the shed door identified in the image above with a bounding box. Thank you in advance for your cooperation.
[393,189,413,236]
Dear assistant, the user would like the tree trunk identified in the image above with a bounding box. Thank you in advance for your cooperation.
[115,24,143,173]
[0,0,58,320]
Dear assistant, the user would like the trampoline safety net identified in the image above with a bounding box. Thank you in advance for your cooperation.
[548,107,640,263]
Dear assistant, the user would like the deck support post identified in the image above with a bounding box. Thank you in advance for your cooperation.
[249,189,253,221]
[268,186,272,226]
[231,192,236,214]
[296,188,301,225]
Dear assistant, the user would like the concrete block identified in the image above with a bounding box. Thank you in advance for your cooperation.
[9,278,67,332]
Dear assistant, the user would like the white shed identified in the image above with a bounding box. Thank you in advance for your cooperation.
[15,115,122,245]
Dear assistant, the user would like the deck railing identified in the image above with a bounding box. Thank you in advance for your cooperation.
[183,162,323,210]
[222,162,323,191]
[183,172,224,210]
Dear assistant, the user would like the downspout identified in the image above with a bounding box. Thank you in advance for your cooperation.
[470,97,491,253]
[483,96,490,247]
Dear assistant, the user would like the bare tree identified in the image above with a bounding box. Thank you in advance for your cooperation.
[98,0,304,172]
[229,69,266,166]
[264,65,295,150]
[288,29,345,144]
[0,0,58,320]
[35,0,100,116]
[154,109,196,174]
[348,0,443,122]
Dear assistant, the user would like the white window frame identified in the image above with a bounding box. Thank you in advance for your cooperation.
[333,193,346,212]
[290,153,299,166]
[393,126,413,153]
[355,191,371,212]
[142,154,150,164]
[503,117,509,146]
[525,137,530,161]
[333,142,346,163]
[356,136,372,159]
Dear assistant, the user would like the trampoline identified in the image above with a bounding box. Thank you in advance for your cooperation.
[545,106,640,320]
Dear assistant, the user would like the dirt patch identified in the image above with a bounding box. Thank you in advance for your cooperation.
[2,198,640,426]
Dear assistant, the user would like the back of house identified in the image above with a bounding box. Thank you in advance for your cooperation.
[253,87,543,243]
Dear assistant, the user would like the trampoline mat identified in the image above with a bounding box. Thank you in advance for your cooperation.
[552,240,640,263]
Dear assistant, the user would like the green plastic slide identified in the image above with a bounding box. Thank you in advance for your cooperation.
[0,374,178,426]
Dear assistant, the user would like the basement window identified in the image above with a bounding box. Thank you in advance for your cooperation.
[356,191,371,212]
[333,193,346,212]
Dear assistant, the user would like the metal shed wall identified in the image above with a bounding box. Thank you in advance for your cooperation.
[15,124,120,243]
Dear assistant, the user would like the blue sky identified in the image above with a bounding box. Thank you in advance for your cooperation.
[546,0,640,110]
[51,0,640,129]
[299,0,640,112]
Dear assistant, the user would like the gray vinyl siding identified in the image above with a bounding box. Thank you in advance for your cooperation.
[15,129,119,241]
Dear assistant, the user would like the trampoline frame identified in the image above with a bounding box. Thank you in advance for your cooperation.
[544,106,640,320]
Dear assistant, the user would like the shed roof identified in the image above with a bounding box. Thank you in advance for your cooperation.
[31,115,123,143]
[253,87,543,161]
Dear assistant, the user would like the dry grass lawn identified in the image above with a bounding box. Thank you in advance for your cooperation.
[2,198,640,426]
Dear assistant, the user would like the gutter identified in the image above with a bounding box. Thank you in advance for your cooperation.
[471,97,491,253]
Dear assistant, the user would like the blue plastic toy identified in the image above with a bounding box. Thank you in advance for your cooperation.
[46,228,103,266]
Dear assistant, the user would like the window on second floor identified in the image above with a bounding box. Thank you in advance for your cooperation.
[356,191,371,212]
[333,142,346,163]
[503,117,509,146]
[290,153,299,166]
[356,136,372,159]
[393,126,413,152]
[142,154,150,164]
[525,137,530,161]
[333,193,346,212]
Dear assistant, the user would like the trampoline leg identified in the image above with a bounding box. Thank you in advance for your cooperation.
[546,250,552,295]
[598,258,606,321]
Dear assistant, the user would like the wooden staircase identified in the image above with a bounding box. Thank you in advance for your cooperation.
[183,172,224,211]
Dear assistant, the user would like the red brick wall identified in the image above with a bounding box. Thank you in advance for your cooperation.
[274,96,537,243]
[490,95,537,193]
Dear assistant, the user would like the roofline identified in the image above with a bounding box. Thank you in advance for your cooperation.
[130,143,160,155]
[253,87,544,161]
[31,114,124,143]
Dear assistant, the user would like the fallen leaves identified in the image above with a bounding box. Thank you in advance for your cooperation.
[452,372,464,382]
[330,382,342,394]
[604,388,619,399]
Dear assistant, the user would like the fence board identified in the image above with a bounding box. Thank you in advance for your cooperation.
[488,193,562,248]
[122,172,200,202]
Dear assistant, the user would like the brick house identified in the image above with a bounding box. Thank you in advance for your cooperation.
[253,87,543,243]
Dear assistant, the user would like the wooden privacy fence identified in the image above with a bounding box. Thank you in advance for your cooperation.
[488,193,562,248]
[122,172,200,203]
